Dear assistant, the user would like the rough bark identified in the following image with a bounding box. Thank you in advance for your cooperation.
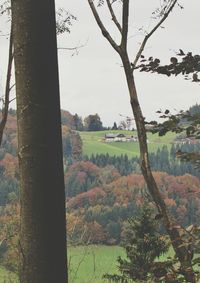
[11,1,67,282]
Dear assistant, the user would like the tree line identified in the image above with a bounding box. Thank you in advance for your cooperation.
[83,143,200,178]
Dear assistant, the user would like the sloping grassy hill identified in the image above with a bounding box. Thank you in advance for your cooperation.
[80,130,176,158]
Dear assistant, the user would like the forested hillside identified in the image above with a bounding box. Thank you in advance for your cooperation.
[0,107,200,272]
[0,108,199,205]
[0,109,83,205]
[66,168,200,244]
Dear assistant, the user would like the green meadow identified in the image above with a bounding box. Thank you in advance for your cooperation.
[68,245,199,283]
[68,245,124,283]
[80,130,176,158]
[0,245,167,283]
[0,246,124,283]
[1,245,199,283]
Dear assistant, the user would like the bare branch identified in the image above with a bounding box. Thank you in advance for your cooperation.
[121,0,129,50]
[58,40,88,57]
[0,22,14,146]
[58,46,83,51]
[88,0,120,53]
[105,0,122,33]
[9,97,16,104]
[9,83,15,92]
[132,0,178,69]
[58,39,88,52]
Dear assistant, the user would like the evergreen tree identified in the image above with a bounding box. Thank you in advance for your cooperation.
[63,135,72,158]
[112,122,118,130]
[73,113,83,131]
[103,205,170,283]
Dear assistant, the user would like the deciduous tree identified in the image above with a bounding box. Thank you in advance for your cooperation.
[11,0,67,282]
[84,113,103,131]
[87,0,196,281]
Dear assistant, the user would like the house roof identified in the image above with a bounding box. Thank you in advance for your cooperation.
[105,133,126,138]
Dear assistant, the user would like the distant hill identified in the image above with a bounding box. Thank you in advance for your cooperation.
[0,108,200,256]
[0,107,199,207]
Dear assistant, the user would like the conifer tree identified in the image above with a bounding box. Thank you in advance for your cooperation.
[104,205,170,283]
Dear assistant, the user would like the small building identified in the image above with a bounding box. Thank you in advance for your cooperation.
[104,133,138,143]
[104,133,126,142]
[173,137,198,145]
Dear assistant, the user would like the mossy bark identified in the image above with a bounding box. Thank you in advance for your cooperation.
[11,1,67,282]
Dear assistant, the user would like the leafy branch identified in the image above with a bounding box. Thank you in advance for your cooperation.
[138,50,200,82]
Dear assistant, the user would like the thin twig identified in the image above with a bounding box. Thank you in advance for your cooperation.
[9,83,16,92]
[88,0,120,54]
[58,44,86,51]
[132,0,178,69]
[9,97,16,104]
[105,0,122,33]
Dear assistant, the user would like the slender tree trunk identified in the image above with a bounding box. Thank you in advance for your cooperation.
[0,22,13,146]
[87,0,196,281]
[11,1,68,282]
[120,50,196,283]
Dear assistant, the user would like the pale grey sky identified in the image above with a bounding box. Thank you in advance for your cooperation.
[0,1,200,126]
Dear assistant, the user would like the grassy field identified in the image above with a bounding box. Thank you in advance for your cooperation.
[1,245,199,283]
[0,246,123,283]
[68,245,124,283]
[0,246,173,283]
[80,130,176,158]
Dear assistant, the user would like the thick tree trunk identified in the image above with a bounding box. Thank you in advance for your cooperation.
[11,1,68,282]
[120,51,196,283]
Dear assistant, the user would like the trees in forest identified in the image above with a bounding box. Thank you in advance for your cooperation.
[84,145,200,177]
[0,200,19,272]
[62,125,82,161]
[11,0,67,282]
[87,0,196,281]
[73,113,84,131]
[1,168,200,263]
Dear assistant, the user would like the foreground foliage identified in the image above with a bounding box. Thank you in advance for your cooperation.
[103,205,171,282]
[103,205,200,282]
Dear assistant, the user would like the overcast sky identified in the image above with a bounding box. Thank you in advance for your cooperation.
[0,0,200,126]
